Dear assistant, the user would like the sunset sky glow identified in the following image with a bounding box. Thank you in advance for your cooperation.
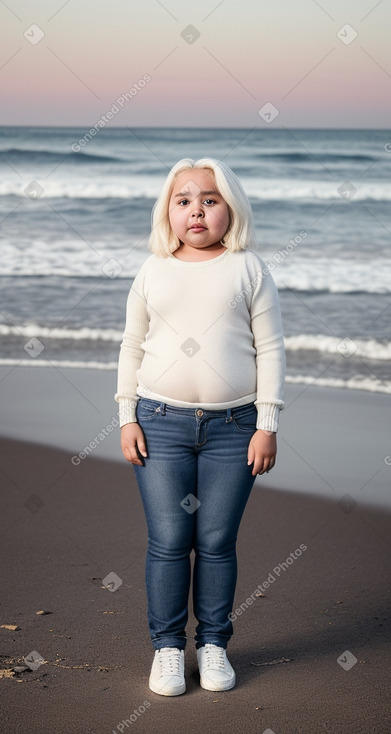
[0,0,390,127]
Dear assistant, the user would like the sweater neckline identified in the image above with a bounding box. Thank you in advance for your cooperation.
[169,248,230,267]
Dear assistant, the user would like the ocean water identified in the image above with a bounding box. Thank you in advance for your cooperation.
[1,126,390,395]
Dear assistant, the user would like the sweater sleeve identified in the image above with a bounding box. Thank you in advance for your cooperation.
[250,261,286,432]
[114,265,149,427]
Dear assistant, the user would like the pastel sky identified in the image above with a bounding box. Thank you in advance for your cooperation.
[0,0,390,127]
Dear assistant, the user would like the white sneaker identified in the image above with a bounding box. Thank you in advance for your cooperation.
[149,647,186,696]
[197,643,236,691]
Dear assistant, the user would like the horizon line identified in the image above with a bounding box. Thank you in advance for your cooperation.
[0,124,389,131]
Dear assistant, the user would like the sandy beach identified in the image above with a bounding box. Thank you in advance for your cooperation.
[1,364,390,509]
[1,365,391,733]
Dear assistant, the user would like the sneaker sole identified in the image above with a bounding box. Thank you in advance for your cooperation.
[199,675,236,692]
[149,679,186,696]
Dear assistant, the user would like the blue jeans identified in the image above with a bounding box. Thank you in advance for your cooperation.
[133,398,258,651]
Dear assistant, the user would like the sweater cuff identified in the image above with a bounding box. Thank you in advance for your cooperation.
[117,398,139,427]
[256,403,281,432]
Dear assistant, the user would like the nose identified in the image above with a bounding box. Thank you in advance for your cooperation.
[189,196,204,218]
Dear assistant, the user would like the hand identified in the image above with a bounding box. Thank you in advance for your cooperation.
[120,422,148,465]
[247,430,277,476]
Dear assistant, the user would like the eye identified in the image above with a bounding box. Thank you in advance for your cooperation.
[204,199,216,205]
[178,199,189,205]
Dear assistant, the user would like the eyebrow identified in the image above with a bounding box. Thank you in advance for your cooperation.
[174,190,221,198]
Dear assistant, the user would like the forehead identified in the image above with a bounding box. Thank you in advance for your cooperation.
[171,168,218,197]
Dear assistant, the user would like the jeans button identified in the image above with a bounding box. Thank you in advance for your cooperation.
[196,409,204,417]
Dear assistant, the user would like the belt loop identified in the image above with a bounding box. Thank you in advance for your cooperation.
[160,402,166,415]
[226,408,232,423]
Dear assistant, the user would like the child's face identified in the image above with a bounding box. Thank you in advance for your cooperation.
[168,169,230,252]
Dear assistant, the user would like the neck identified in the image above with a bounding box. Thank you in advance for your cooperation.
[173,243,226,262]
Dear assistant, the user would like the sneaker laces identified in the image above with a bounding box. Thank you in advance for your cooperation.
[203,644,226,670]
[157,647,182,676]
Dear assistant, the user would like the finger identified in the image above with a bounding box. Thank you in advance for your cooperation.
[123,443,144,465]
[137,440,148,458]
[265,459,276,474]
[257,459,273,475]
[247,445,254,467]
[252,462,263,476]
[252,456,265,476]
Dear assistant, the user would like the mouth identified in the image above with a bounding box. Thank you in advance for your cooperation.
[189,225,207,231]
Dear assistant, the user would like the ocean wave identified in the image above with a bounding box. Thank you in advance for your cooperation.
[0,240,149,279]
[269,257,391,294]
[0,357,388,395]
[0,148,120,164]
[0,324,124,342]
[252,151,376,163]
[243,179,391,203]
[2,324,390,362]
[1,240,391,294]
[1,178,391,202]
[0,179,159,199]
[284,335,391,361]
[0,358,117,370]
[0,147,377,166]
[285,374,391,394]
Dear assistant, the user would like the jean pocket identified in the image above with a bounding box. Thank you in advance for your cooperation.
[232,406,257,433]
[136,400,161,422]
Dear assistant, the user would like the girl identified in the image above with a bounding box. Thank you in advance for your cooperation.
[115,157,285,696]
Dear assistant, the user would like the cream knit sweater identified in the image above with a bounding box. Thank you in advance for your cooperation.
[115,247,286,431]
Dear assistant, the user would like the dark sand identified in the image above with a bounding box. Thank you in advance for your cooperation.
[1,436,390,734]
